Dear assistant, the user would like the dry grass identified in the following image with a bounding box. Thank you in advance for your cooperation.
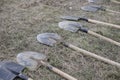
[0,0,120,80]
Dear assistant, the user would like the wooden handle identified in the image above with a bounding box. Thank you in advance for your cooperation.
[88,19,120,29]
[28,78,33,80]
[106,9,120,14]
[63,43,120,68]
[88,30,120,46]
[111,0,120,4]
[40,61,77,80]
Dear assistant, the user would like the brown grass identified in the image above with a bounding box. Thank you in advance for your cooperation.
[0,0,120,80]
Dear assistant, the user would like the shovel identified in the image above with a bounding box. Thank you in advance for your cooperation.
[60,16,120,29]
[88,0,103,3]
[88,0,120,4]
[17,51,77,80]
[81,4,120,14]
[58,21,120,47]
[0,61,33,80]
[37,33,120,68]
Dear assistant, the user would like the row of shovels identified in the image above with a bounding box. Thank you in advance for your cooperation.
[60,16,120,46]
[1,1,120,80]
[1,15,120,80]
[17,29,120,80]
[17,15,119,80]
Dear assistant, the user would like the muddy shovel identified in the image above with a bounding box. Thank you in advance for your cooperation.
[17,51,77,80]
[58,21,120,46]
[37,33,120,68]
[61,16,120,29]
[0,61,32,80]
[81,4,120,14]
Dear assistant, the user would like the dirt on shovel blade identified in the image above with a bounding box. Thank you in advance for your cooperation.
[59,21,82,32]
[17,51,46,70]
[37,33,61,46]
[81,5,102,12]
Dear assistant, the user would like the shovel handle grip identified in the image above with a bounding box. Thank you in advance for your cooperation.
[63,42,120,68]
[88,19,120,29]
[88,30,120,46]
[40,61,77,80]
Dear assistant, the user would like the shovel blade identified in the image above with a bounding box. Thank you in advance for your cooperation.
[17,51,46,71]
[81,5,102,12]
[37,33,61,46]
[58,21,83,32]
[88,0,97,3]
[1,61,25,74]
[88,0,104,3]
[60,16,80,21]
[0,66,16,80]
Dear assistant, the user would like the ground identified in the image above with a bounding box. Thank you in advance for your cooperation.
[0,0,120,80]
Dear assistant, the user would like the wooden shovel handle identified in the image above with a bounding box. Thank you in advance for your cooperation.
[63,43,120,68]
[88,19,120,29]
[111,0,120,4]
[106,9,120,14]
[28,78,33,80]
[88,30,120,46]
[40,61,77,80]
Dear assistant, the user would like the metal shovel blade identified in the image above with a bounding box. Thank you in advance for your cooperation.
[88,0,97,3]
[81,5,102,12]
[37,33,61,46]
[17,51,46,71]
[0,61,26,80]
[58,21,83,32]
[88,0,103,3]
[60,16,80,21]
[0,67,16,80]
[0,61,25,75]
